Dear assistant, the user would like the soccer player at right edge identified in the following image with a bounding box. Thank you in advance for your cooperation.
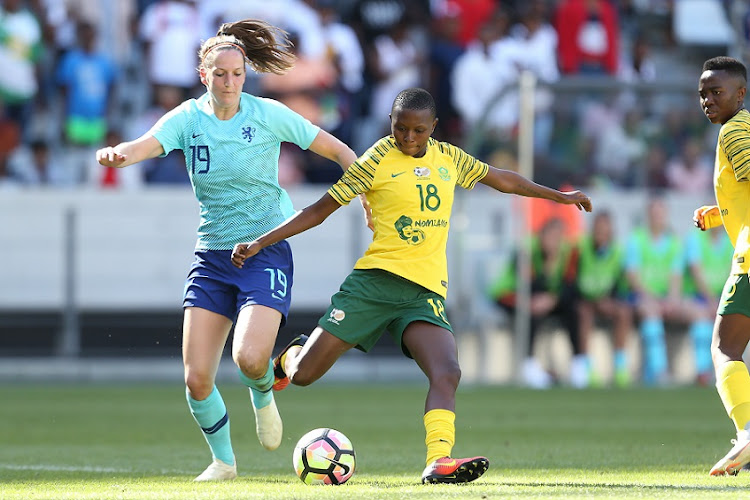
[695,56,750,476]
[232,88,592,484]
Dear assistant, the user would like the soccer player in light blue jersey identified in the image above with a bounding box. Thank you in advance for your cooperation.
[96,19,366,481]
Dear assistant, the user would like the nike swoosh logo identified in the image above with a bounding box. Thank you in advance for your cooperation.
[192,132,203,138]
[321,456,351,475]
[391,171,406,178]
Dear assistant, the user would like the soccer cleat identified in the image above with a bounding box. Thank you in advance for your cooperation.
[421,456,489,484]
[710,429,750,476]
[254,397,283,451]
[272,334,308,391]
[194,458,237,481]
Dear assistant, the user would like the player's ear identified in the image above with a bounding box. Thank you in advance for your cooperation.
[431,117,438,134]
[199,66,208,86]
[739,84,747,102]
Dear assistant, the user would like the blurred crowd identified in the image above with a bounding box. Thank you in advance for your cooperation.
[0,0,743,192]
[488,198,732,389]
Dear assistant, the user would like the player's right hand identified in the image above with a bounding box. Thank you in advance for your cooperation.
[96,147,128,168]
[560,191,593,212]
[693,205,721,231]
[231,241,262,268]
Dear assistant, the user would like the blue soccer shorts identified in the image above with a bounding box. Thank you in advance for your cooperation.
[183,241,294,325]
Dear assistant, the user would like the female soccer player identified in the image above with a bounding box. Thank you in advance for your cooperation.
[231,88,593,484]
[96,19,365,481]
[694,56,750,476]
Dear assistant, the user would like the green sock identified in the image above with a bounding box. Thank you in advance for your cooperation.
[238,359,274,409]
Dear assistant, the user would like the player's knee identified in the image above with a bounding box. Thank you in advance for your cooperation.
[185,372,214,400]
[234,352,269,380]
[430,363,461,391]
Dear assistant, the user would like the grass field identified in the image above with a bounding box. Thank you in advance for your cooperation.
[1,383,749,499]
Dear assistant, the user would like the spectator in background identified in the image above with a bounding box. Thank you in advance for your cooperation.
[555,0,620,76]
[451,12,517,140]
[138,0,201,99]
[7,138,56,186]
[0,111,21,189]
[682,226,734,385]
[56,20,117,187]
[665,137,713,194]
[625,198,695,385]
[127,84,188,185]
[641,143,669,189]
[593,108,648,187]
[428,10,464,139]
[508,0,559,153]
[368,18,422,138]
[315,0,366,147]
[431,0,498,48]
[259,31,337,128]
[489,218,583,389]
[259,31,340,184]
[618,36,656,82]
[0,0,42,137]
[576,211,633,387]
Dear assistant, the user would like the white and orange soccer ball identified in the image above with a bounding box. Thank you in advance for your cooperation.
[292,428,356,485]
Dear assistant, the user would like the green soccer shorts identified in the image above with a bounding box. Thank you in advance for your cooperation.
[718,274,750,317]
[318,269,453,358]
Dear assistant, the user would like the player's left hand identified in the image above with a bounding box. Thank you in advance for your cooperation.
[560,191,593,212]
[231,241,262,268]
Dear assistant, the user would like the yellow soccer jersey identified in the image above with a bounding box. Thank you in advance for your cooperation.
[328,136,489,298]
[715,108,750,274]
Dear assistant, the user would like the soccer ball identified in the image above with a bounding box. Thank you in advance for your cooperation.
[292,428,356,485]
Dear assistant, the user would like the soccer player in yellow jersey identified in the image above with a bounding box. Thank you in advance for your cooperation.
[695,56,750,476]
[231,88,592,483]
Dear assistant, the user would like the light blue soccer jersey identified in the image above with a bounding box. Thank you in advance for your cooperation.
[149,92,320,250]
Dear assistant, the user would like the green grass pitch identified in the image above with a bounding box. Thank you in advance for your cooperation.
[1,383,749,499]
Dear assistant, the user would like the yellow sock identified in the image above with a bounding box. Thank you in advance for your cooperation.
[424,409,455,466]
[716,360,750,431]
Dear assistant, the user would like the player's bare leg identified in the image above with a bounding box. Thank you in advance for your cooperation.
[710,313,750,475]
[233,305,283,451]
[403,321,489,484]
[282,326,355,387]
[183,307,237,480]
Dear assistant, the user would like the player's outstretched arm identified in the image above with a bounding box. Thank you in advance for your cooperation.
[96,135,165,169]
[308,130,373,230]
[693,205,722,231]
[480,166,593,212]
[231,193,342,268]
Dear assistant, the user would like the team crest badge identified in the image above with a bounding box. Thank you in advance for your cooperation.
[438,166,450,181]
[414,166,431,177]
[242,126,256,143]
[327,308,346,325]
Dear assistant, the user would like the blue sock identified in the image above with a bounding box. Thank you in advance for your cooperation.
[641,318,667,384]
[238,359,274,409]
[614,349,627,373]
[690,319,714,375]
[186,386,234,465]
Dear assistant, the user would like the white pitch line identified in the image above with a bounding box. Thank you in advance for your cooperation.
[0,464,190,474]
